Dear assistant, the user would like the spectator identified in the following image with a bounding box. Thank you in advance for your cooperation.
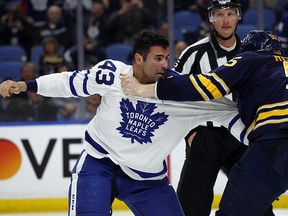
[104,0,157,45]
[0,3,34,55]
[22,92,57,121]
[17,62,38,99]
[174,41,188,59]
[142,0,167,28]
[0,64,40,122]
[62,0,93,33]
[63,0,93,20]
[37,36,75,120]
[74,94,101,121]
[0,77,27,122]
[63,1,108,69]
[20,62,38,80]
[158,21,169,39]
[63,45,107,70]
[56,100,77,121]
[158,21,188,44]
[276,11,288,56]
[21,0,57,28]
[174,0,207,19]
[100,0,121,16]
[34,5,73,49]
[0,94,27,122]
[37,37,66,76]
[83,1,107,48]
[275,3,288,55]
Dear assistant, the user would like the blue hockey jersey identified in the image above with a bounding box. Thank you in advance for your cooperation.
[157,51,288,142]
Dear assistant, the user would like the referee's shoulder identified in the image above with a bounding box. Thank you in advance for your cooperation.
[184,37,210,54]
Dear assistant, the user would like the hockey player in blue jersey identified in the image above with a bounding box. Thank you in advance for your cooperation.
[0,30,245,216]
[122,30,288,216]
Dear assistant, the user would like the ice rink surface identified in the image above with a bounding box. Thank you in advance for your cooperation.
[1,209,288,216]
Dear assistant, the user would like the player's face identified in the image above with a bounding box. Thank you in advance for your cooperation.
[212,8,239,38]
[140,46,169,84]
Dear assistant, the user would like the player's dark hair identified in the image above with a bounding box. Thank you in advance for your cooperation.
[133,30,169,61]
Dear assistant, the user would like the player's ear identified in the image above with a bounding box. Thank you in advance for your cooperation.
[135,53,143,64]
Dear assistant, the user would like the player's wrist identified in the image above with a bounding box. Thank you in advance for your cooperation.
[18,81,27,92]
[138,84,156,98]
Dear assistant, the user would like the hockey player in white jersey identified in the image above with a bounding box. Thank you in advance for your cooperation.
[0,30,244,216]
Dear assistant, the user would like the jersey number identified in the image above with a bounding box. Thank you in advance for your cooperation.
[283,62,288,89]
[224,56,242,67]
[95,60,116,85]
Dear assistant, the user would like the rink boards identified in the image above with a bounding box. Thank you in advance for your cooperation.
[0,123,287,212]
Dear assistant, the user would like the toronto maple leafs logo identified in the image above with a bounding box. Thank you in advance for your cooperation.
[117,98,168,144]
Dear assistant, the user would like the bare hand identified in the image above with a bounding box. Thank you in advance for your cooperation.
[121,75,142,96]
[0,80,25,97]
[121,75,156,98]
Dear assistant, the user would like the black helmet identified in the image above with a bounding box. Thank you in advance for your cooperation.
[208,0,242,22]
[239,30,283,54]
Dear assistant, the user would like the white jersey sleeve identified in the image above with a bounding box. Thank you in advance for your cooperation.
[36,60,130,98]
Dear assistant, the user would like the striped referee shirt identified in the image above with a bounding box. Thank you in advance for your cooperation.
[173,32,241,75]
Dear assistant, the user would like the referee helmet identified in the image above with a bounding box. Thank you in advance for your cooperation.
[239,30,283,54]
[208,0,242,22]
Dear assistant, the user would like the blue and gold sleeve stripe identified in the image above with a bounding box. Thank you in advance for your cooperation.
[190,73,230,100]
[246,100,288,136]
[189,75,210,101]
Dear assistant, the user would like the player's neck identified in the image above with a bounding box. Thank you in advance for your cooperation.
[133,66,144,84]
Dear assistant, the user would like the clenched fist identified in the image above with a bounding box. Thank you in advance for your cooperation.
[121,75,156,98]
[0,80,26,97]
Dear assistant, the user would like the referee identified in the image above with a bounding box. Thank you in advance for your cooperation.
[173,0,274,216]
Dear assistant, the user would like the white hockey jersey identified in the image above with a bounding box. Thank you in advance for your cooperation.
[36,59,246,180]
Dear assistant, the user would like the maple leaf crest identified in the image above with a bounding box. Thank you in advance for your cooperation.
[117,98,169,144]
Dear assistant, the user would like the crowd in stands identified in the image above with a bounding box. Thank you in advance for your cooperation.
[1,0,288,122]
